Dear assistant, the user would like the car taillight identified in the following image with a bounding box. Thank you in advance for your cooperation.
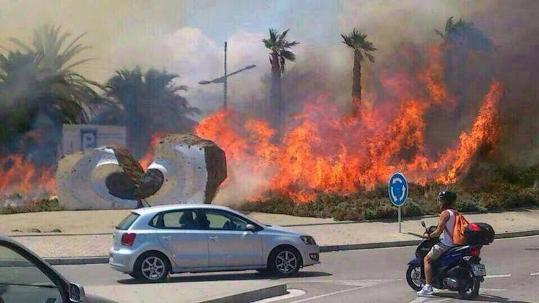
[470,246,481,257]
[121,233,136,246]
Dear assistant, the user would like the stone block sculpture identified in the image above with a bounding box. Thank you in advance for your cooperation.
[56,134,227,210]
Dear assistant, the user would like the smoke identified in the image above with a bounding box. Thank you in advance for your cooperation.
[1,0,539,203]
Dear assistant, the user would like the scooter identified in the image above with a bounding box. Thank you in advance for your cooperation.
[405,221,486,299]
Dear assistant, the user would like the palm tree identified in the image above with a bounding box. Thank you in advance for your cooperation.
[341,28,376,111]
[6,25,102,123]
[262,28,299,129]
[0,25,103,163]
[435,17,493,116]
[106,67,199,157]
[435,17,492,50]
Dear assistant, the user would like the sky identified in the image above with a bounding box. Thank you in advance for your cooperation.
[0,0,537,114]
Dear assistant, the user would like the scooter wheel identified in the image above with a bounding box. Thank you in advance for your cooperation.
[458,271,480,299]
[406,265,423,291]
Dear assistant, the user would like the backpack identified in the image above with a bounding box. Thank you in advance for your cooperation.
[444,209,469,245]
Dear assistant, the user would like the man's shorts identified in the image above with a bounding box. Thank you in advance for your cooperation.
[427,243,451,261]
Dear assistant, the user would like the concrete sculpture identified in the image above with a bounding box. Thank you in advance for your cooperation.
[56,134,227,210]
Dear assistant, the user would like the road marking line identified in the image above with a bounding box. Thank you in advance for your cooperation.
[531,272,539,276]
[290,286,365,303]
[484,274,511,279]
[255,289,306,302]
[481,288,506,292]
[407,297,452,303]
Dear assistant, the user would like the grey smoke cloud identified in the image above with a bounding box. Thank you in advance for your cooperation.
[0,0,538,164]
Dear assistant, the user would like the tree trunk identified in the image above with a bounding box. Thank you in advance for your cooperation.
[269,52,282,132]
[352,51,362,113]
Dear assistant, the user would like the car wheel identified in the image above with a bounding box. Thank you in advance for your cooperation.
[269,247,301,277]
[135,252,170,282]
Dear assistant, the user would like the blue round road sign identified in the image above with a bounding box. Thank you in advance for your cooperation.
[388,172,408,206]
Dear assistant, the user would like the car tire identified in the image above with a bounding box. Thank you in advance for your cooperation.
[268,246,301,277]
[134,252,171,282]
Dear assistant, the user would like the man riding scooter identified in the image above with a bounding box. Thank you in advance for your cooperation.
[417,191,458,297]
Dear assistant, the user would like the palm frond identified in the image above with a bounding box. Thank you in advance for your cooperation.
[280,50,296,62]
[365,52,375,63]
[8,38,33,53]
[278,29,290,45]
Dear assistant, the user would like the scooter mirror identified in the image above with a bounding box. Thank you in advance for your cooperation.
[421,221,426,228]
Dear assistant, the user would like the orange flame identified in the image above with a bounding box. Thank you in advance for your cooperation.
[195,45,504,203]
[139,133,164,169]
[0,154,55,200]
[435,81,503,184]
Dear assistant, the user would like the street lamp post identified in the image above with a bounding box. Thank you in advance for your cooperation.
[224,41,227,109]
[199,41,256,110]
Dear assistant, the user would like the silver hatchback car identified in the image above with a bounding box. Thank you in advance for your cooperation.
[109,204,320,282]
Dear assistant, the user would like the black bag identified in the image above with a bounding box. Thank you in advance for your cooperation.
[464,222,495,245]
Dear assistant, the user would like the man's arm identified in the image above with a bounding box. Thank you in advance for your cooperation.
[429,210,450,238]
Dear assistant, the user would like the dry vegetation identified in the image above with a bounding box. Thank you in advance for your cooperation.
[241,165,539,221]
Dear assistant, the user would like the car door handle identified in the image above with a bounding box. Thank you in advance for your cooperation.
[209,236,218,241]
[162,236,171,240]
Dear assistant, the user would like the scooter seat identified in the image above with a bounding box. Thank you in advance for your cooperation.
[445,245,469,255]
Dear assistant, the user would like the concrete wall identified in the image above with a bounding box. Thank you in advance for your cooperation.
[62,124,126,156]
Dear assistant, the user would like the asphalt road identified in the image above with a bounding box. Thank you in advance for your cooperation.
[56,235,539,303]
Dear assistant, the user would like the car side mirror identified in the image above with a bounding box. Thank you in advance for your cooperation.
[421,221,426,228]
[245,224,257,232]
[69,283,85,303]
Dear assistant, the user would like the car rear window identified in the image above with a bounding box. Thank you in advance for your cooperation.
[116,213,140,230]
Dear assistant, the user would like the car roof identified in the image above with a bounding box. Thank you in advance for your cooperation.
[132,204,234,215]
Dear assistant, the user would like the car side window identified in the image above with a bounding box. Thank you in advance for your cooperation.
[0,244,63,303]
[161,210,201,230]
[203,210,250,231]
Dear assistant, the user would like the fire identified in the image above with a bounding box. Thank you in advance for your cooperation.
[0,154,55,200]
[139,133,164,169]
[435,81,503,184]
[195,44,504,203]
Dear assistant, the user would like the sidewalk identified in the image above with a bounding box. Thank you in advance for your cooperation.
[86,281,286,303]
[2,208,539,258]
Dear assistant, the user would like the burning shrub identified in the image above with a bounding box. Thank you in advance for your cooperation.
[241,178,539,222]
[0,196,62,215]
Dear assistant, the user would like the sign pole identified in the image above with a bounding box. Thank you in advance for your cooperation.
[398,206,402,233]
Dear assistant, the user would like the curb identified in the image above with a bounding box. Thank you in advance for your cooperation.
[320,240,422,252]
[494,229,539,239]
[44,229,539,265]
[202,284,287,303]
[46,256,109,266]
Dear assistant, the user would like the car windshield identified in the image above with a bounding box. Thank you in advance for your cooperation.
[0,244,62,302]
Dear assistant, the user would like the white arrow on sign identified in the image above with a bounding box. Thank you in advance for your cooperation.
[390,178,406,202]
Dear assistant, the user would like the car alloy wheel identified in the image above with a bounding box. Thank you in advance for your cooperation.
[275,250,298,274]
[141,256,166,281]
